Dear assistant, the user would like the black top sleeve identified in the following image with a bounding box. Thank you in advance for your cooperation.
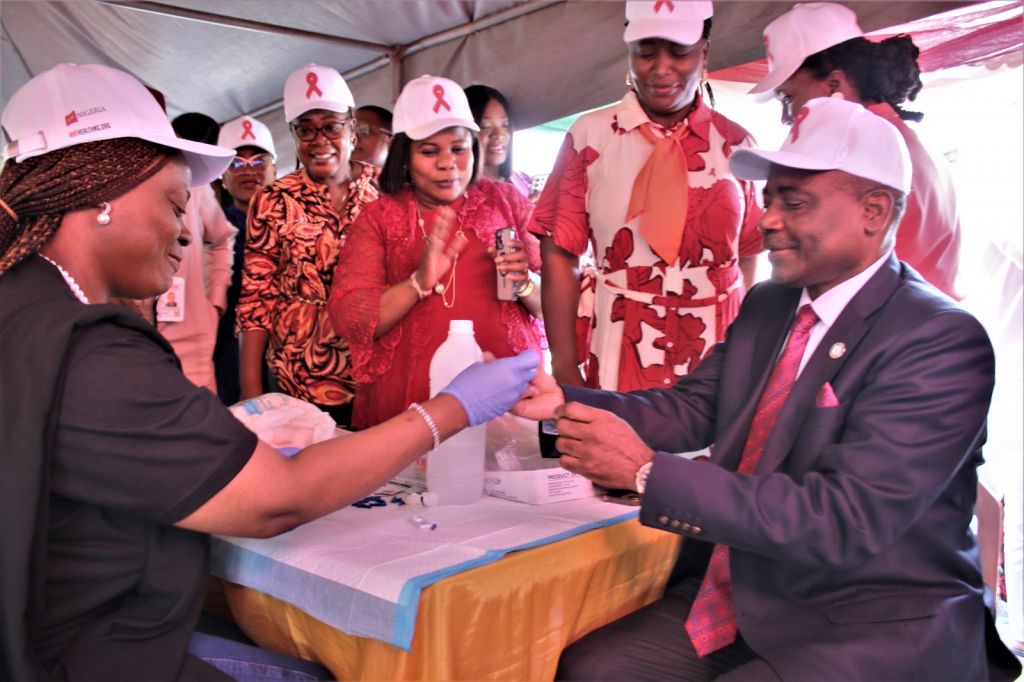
[51,321,257,524]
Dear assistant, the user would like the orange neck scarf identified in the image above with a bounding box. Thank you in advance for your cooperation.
[626,122,690,265]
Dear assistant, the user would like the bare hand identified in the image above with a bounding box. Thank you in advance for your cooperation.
[511,365,564,421]
[487,238,530,286]
[553,402,654,490]
[415,206,468,290]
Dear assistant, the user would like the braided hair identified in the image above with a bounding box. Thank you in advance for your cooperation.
[800,35,924,122]
[0,138,171,277]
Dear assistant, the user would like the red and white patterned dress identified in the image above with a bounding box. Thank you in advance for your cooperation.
[529,93,763,391]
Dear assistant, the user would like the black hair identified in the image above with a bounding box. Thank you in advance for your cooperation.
[379,130,481,196]
[799,36,924,122]
[464,84,515,181]
[171,112,220,144]
[357,105,393,129]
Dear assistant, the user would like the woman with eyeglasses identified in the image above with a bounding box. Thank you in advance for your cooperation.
[328,76,546,429]
[351,105,393,170]
[236,64,379,426]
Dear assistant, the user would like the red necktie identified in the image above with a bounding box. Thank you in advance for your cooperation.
[684,304,819,657]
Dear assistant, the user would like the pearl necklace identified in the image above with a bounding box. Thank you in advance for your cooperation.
[40,255,90,304]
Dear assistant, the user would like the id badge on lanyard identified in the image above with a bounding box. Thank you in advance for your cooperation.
[156,276,185,322]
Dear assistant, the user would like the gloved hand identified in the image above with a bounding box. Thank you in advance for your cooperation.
[440,350,539,426]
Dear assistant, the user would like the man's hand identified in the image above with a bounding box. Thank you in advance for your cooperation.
[553,402,654,491]
[511,367,565,421]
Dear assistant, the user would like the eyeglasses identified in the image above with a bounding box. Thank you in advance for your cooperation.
[227,155,273,173]
[355,123,392,139]
[290,119,351,142]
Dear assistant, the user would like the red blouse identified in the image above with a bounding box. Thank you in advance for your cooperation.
[328,178,545,428]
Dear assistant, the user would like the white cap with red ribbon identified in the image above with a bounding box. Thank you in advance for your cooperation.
[218,115,277,160]
[728,96,911,193]
[623,0,713,46]
[749,2,864,95]
[283,64,355,123]
[391,75,479,141]
[1,62,233,186]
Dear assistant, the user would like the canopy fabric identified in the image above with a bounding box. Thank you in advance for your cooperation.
[711,0,1023,84]
[0,1,993,165]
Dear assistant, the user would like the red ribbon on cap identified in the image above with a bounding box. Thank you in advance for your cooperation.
[653,0,675,13]
[241,119,256,141]
[790,106,809,142]
[305,72,323,99]
[432,84,451,114]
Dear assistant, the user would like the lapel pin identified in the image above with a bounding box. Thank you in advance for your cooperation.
[829,342,847,359]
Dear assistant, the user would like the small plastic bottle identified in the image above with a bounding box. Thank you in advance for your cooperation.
[427,320,486,505]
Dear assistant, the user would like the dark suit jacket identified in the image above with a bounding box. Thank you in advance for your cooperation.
[565,256,1021,681]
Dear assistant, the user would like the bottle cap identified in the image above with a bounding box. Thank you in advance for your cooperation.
[449,319,474,334]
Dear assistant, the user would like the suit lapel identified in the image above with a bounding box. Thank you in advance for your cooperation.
[754,255,904,474]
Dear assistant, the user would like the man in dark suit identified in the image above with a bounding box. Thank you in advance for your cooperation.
[514,97,1021,681]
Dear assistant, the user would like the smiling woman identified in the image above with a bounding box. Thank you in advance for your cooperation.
[328,75,546,429]
[0,62,542,682]
[528,0,763,394]
[235,63,381,427]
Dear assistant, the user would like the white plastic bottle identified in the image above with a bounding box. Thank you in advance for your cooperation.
[427,319,486,505]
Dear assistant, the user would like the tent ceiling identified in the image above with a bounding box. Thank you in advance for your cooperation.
[2,0,975,164]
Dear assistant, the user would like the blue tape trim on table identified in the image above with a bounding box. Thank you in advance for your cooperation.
[388,507,638,650]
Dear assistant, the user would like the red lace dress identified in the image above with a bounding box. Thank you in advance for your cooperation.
[328,178,545,429]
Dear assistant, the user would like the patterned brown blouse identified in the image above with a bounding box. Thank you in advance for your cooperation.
[236,165,379,406]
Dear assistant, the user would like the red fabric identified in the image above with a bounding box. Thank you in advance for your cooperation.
[867,102,962,299]
[685,305,819,656]
[328,179,545,428]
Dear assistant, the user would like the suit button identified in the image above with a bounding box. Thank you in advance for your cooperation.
[658,514,670,526]
[691,526,703,535]
[670,519,682,530]
[681,522,692,532]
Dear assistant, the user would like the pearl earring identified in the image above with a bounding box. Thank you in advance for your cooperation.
[96,201,111,226]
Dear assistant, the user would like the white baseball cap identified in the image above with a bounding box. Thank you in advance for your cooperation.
[1,63,234,186]
[729,97,911,193]
[623,0,713,46]
[218,115,277,159]
[749,2,863,95]
[392,75,479,141]
[283,64,355,123]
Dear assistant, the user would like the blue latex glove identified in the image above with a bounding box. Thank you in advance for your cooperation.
[440,350,539,426]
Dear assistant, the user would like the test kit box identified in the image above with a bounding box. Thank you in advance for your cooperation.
[483,415,596,505]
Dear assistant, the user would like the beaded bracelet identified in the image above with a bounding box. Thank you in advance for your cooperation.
[408,273,432,300]
[409,402,440,449]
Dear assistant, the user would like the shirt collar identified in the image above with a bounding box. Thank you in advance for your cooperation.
[615,91,710,142]
[800,252,891,328]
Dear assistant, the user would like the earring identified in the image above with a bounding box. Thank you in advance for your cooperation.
[96,201,111,226]
[625,73,634,89]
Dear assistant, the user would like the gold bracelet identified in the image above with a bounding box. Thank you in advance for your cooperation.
[408,273,432,300]
[515,279,536,298]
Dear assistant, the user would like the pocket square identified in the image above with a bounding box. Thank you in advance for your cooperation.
[815,382,840,408]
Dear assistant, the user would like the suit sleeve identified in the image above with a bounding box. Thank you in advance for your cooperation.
[564,334,725,454]
[640,308,994,570]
